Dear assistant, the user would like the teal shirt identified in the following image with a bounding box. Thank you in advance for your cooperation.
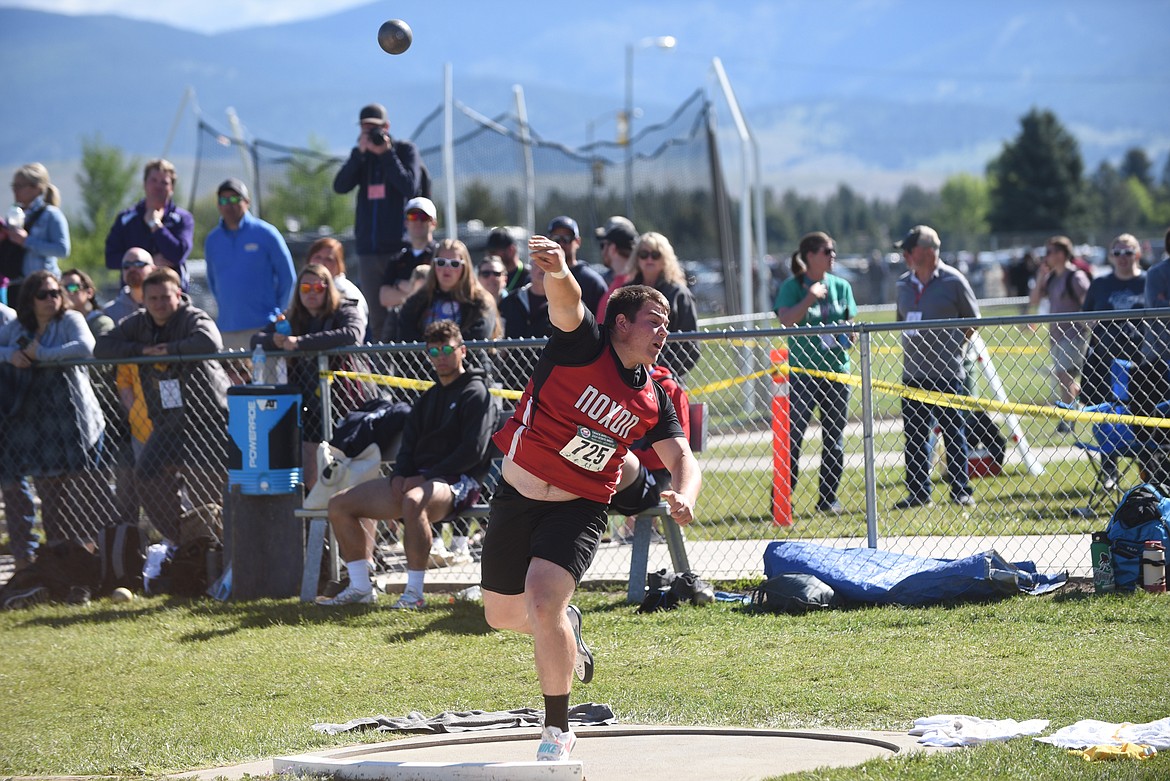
[773,272,858,372]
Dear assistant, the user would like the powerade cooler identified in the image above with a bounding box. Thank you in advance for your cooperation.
[227,385,302,494]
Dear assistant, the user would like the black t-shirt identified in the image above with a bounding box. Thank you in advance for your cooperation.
[380,242,436,287]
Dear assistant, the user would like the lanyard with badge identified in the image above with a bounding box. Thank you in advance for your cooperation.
[903,275,931,338]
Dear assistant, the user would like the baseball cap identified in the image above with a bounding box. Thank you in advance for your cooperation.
[486,227,515,250]
[594,215,636,240]
[405,196,437,221]
[359,103,388,124]
[603,224,637,251]
[217,177,250,201]
[894,225,941,251]
[547,216,579,239]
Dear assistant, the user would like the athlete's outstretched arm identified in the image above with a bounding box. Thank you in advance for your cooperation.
[529,235,584,333]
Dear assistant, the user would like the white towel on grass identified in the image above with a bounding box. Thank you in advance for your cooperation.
[1035,717,1170,750]
[910,714,1050,747]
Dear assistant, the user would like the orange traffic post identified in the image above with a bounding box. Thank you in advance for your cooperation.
[771,347,792,526]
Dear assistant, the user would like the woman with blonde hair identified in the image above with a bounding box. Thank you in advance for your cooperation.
[1,163,71,303]
[251,263,364,489]
[397,238,500,343]
[628,231,699,376]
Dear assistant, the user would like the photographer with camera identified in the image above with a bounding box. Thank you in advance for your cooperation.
[333,103,426,341]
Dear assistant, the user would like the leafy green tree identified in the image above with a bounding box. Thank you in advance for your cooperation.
[1086,161,1145,232]
[70,135,139,275]
[1119,147,1153,189]
[986,108,1084,232]
[935,173,990,246]
[458,180,508,228]
[261,136,353,238]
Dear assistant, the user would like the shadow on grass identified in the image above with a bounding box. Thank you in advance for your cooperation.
[15,594,496,642]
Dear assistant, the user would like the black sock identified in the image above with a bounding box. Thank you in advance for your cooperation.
[543,694,570,732]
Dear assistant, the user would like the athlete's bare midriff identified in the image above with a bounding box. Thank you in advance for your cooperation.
[502,458,584,503]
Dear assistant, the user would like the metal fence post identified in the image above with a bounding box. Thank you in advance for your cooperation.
[859,327,880,549]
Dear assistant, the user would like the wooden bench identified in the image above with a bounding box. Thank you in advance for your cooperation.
[296,402,706,604]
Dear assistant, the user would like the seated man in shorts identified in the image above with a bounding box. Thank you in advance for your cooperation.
[480,236,702,762]
[317,320,497,608]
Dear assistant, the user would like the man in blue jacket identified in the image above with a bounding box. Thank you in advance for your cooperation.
[104,159,195,291]
[203,178,295,351]
[333,103,425,340]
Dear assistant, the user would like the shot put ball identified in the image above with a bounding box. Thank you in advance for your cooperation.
[378,19,413,55]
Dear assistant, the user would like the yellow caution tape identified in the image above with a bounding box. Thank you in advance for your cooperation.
[326,370,524,401]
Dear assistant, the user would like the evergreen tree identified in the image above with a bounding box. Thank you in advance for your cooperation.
[1119,147,1153,189]
[70,136,139,275]
[986,108,1084,232]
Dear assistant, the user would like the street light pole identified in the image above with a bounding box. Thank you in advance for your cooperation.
[623,35,676,220]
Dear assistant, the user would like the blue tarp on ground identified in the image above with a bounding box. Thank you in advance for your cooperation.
[763,541,1067,606]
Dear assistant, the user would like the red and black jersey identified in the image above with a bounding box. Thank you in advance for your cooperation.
[494,310,681,502]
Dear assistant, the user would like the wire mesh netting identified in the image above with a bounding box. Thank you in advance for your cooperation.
[5,309,1168,587]
[188,89,732,313]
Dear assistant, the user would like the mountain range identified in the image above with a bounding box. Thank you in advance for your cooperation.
[2,0,1168,206]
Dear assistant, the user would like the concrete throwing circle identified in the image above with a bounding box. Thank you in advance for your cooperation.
[275,725,916,780]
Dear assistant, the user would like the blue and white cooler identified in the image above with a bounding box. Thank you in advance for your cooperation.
[227,384,302,494]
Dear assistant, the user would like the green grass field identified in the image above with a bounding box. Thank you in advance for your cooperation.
[2,589,1167,781]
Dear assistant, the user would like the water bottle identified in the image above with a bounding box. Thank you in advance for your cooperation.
[251,343,267,384]
[6,204,24,230]
[273,313,292,336]
[274,356,288,385]
[1141,541,1166,593]
[1090,531,1115,593]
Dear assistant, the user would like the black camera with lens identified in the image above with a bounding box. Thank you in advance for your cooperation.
[366,126,389,146]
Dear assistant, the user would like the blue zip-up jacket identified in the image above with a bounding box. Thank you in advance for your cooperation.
[203,211,296,333]
[332,139,422,255]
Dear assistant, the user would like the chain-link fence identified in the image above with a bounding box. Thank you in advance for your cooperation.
[4,309,1168,584]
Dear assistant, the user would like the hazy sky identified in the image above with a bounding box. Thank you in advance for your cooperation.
[2,0,367,32]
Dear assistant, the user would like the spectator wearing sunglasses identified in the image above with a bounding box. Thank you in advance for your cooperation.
[1081,233,1146,407]
[1,270,109,560]
[774,232,858,514]
[203,178,296,351]
[478,256,509,302]
[546,216,607,318]
[396,238,500,345]
[250,264,364,490]
[103,248,156,325]
[627,232,700,377]
[318,319,498,608]
[103,159,195,291]
[60,268,114,339]
[305,237,368,335]
[596,219,638,322]
[485,227,530,294]
[379,196,439,341]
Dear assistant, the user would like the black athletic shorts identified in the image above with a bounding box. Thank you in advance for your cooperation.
[607,465,663,517]
[479,479,608,595]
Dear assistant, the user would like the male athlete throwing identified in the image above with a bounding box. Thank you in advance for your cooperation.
[481,235,701,762]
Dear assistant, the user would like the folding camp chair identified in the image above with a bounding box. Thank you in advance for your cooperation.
[1069,358,1170,516]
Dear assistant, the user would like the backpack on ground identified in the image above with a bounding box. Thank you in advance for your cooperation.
[749,573,841,614]
[97,523,145,595]
[1105,483,1170,591]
